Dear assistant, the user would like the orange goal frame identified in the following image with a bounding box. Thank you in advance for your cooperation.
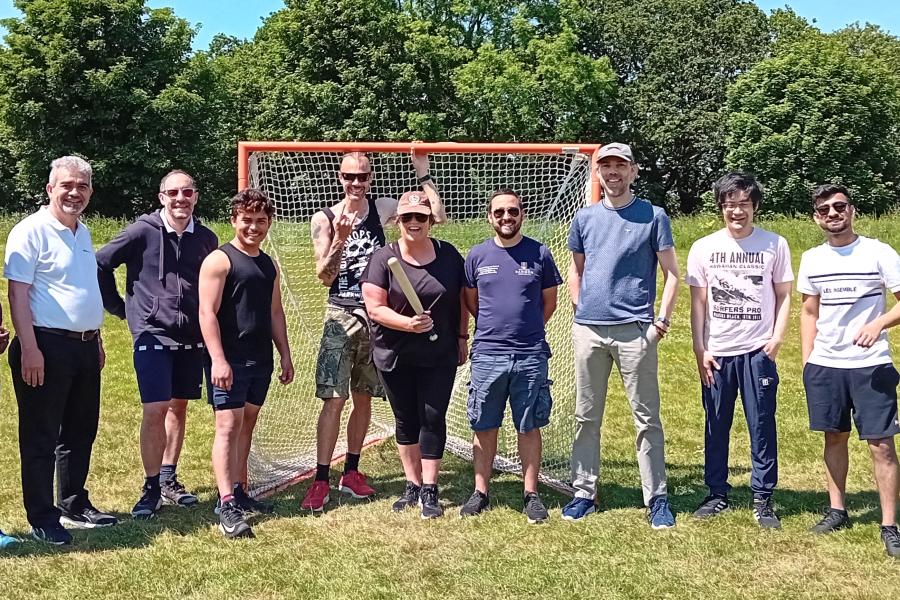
[237,141,603,203]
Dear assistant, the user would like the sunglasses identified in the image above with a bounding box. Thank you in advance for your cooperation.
[399,213,429,223]
[340,172,371,183]
[162,188,196,198]
[814,201,850,217]
[492,207,521,218]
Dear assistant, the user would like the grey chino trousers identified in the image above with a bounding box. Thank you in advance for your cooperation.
[570,321,668,505]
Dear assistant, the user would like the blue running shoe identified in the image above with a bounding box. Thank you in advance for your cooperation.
[0,529,20,549]
[561,497,596,521]
[648,495,676,529]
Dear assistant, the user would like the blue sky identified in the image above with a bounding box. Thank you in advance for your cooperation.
[0,1,897,50]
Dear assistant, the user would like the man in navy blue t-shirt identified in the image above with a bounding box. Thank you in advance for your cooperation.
[460,189,562,524]
[564,142,680,529]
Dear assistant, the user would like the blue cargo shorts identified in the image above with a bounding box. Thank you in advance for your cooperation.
[467,353,553,433]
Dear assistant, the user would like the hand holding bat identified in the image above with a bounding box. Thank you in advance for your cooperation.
[387,256,438,342]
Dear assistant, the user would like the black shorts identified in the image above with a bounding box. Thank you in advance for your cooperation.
[803,363,900,439]
[134,340,204,404]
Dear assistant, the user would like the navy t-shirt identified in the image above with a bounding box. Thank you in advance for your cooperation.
[567,197,673,325]
[465,236,562,356]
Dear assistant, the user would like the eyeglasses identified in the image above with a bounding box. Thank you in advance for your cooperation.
[162,188,196,198]
[491,207,521,218]
[721,201,752,212]
[399,213,429,223]
[814,201,850,217]
[340,172,371,183]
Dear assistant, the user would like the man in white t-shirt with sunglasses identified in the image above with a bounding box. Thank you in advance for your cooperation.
[798,183,900,558]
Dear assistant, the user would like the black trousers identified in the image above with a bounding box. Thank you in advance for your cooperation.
[9,331,101,527]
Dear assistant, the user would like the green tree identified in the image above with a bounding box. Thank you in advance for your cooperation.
[0,0,221,216]
[725,34,900,214]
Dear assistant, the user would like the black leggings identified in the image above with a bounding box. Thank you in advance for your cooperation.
[378,363,457,460]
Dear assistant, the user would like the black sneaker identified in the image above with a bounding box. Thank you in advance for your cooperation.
[218,500,254,539]
[692,494,729,519]
[31,523,72,546]
[810,507,851,534]
[752,497,781,530]
[131,484,162,520]
[523,492,549,524]
[392,481,421,512]
[160,476,198,507]
[233,483,274,515]
[60,502,118,529]
[419,484,443,520]
[459,490,490,518]
[881,525,900,558]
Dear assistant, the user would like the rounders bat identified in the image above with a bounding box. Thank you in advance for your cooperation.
[387,256,438,342]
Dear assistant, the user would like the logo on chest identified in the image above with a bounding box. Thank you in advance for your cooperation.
[515,262,536,276]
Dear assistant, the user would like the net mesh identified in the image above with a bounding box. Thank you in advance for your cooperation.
[245,145,595,495]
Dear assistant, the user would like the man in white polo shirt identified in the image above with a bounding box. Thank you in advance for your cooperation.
[5,156,118,546]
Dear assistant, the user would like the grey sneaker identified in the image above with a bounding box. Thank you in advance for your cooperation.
[161,476,198,506]
[810,508,851,534]
[752,497,781,530]
[692,494,729,519]
[218,500,253,539]
[392,481,421,512]
[523,492,549,524]
[881,525,900,558]
[459,490,490,518]
[419,484,443,520]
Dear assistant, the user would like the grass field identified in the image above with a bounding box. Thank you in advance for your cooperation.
[1,212,900,599]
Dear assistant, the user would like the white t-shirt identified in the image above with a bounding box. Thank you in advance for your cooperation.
[686,227,794,356]
[797,236,900,368]
[4,207,105,331]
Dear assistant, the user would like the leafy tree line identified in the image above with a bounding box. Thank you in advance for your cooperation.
[0,0,898,217]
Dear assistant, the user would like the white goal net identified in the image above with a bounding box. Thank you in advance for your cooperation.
[243,142,598,496]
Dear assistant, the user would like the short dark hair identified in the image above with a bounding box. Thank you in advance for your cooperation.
[231,188,275,219]
[812,183,850,205]
[713,171,763,210]
[487,188,524,212]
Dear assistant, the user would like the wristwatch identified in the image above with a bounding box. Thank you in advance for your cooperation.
[417,173,433,184]
[655,316,671,328]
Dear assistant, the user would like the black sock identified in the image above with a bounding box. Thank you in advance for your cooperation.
[315,463,330,482]
[344,453,360,474]
[145,474,160,490]
[832,507,849,516]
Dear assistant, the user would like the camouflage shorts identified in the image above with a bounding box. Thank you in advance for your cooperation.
[315,305,383,399]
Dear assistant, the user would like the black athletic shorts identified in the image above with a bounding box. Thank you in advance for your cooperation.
[803,362,900,439]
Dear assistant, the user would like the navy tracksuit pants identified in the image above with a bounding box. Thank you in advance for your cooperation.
[702,347,779,499]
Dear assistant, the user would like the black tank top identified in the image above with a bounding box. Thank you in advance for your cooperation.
[217,243,277,365]
[322,197,386,308]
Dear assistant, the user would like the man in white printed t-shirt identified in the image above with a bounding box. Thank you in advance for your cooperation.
[798,183,900,559]
[686,171,793,529]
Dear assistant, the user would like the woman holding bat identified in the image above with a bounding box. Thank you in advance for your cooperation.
[361,190,469,519]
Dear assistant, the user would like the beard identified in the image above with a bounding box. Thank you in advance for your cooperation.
[493,221,521,239]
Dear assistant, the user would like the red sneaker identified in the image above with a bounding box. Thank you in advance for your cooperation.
[338,470,376,499]
[300,480,330,512]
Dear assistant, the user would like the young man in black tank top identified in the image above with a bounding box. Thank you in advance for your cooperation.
[302,151,446,512]
[199,189,294,538]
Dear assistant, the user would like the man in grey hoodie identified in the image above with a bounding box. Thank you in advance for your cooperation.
[96,170,218,519]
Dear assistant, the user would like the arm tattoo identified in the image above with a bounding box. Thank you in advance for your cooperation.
[320,244,343,280]
[311,222,321,241]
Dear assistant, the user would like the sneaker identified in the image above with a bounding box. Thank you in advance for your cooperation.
[692,494,729,519]
[459,490,490,518]
[392,481,421,512]
[647,495,676,529]
[300,480,331,512]
[561,497,596,522]
[31,523,72,546]
[60,503,118,529]
[523,492,549,524]
[160,476,198,506]
[131,484,162,520]
[752,497,781,530]
[810,507,852,534]
[881,525,900,558]
[218,500,253,539]
[419,484,443,519]
[338,470,376,499]
[0,529,20,549]
[233,483,274,515]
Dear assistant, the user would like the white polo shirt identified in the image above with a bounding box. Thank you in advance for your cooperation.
[4,206,105,331]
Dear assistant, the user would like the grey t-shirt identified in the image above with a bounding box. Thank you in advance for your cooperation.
[567,197,674,325]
